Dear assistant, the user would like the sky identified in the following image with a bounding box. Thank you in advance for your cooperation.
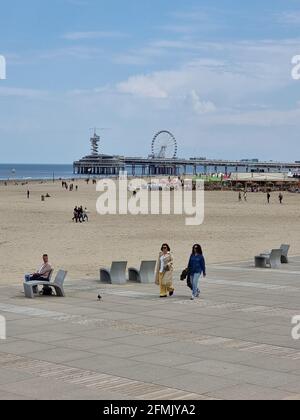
[1,0,300,163]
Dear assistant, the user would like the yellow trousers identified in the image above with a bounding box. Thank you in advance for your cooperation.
[159,272,174,297]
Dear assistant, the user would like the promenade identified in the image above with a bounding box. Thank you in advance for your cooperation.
[0,258,300,400]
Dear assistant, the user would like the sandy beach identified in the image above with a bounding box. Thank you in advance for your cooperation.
[0,179,300,285]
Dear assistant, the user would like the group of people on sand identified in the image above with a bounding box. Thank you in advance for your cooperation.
[238,191,284,204]
[85,179,97,185]
[62,181,78,192]
[72,206,89,223]
[155,243,206,300]
[267,192,284,204]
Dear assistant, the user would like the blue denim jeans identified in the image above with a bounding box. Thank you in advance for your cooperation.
[24,274,45,282]
[191,273,201,297]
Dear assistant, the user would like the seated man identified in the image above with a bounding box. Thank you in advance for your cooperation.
[24,254,53,293]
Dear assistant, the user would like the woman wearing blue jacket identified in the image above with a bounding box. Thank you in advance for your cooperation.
[188,244,206,300]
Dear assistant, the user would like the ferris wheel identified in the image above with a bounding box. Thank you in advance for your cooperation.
[151,130,178,159]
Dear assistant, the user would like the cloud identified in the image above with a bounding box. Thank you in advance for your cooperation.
[115,49,286,103]
[117,74,168,98]
[187,90,216,115]
[201,108,300,127]
[63,31,128,40]
[160,24,199,35]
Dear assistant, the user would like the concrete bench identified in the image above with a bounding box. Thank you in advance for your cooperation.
[100,261,128,285]
[128,260,157,284]
[257,249,282,269]
[280,244,290,264]
[23,270,67,298]
[255,256,267,268]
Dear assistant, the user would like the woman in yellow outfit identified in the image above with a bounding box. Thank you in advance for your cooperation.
[155,244,174,298]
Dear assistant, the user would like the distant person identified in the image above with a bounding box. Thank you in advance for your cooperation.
[27,190,30,199]
[238,192,242,202]
[267,192,271,204]
[83,207,89,222]
[155,244,174,298]
[24,254,53,294]
[72,206,78,223]
[279,193,283,204]
[187,244,206,300]
[78,206,84,222]
[244,191,247,202]
[76,185,78,191]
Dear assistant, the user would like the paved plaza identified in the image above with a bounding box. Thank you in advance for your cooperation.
[0,258,300,400]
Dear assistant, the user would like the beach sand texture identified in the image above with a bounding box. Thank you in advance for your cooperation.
[0,180,299,284]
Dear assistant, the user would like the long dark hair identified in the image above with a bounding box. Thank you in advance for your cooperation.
[192,244,203,255]
[161,243,171,252]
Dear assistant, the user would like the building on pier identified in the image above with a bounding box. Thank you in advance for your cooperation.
[73,131,125,176]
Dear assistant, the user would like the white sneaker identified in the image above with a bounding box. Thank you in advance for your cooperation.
[190,295,195,301]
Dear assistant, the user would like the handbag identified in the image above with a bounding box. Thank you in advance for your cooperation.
[180,268,189,281]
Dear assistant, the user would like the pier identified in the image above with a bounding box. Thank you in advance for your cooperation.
[73,131,300,177]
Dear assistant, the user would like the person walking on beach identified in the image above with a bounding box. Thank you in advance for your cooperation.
[279,192,283,204]
[72,206,79,223]
[188,244,206,300]
[267,192,271,204]
[27,190,30,199]
[243,190,247,202]
[83,207,89,222]
[155,244,174,298]
[238,192,242,202]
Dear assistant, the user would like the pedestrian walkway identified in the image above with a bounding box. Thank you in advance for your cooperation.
[0,258,300,400]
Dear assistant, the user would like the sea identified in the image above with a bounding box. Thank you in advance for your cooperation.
[0,163,288,181]
[0,163,213,181]
[0,164,75,181]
